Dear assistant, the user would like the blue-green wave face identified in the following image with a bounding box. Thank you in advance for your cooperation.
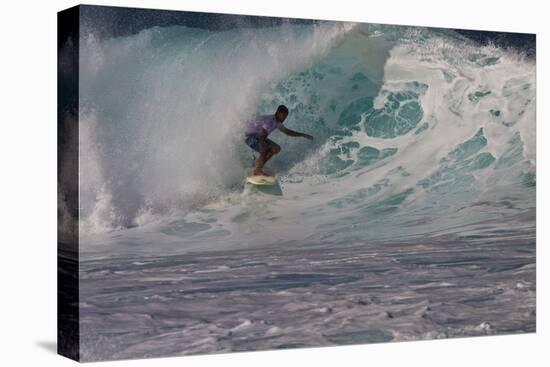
[76,20,535,249]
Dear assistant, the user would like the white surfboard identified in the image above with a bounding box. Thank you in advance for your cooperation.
[246,175,276,185]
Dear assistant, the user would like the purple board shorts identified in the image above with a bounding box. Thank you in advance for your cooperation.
[245,134,276,153]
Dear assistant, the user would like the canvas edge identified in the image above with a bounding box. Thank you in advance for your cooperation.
[57,4,81,362]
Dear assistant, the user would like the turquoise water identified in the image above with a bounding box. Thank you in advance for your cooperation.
[70,20,536,361]
[75,22,535,257]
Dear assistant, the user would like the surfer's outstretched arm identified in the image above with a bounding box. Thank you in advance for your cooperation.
[280,126,313,140]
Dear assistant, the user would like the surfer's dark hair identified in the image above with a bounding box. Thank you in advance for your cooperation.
[277,105,289,114]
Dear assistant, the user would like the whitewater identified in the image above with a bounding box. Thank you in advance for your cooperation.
[70,20,536,361]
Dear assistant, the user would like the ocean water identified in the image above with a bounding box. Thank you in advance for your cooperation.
[71,20,536,361]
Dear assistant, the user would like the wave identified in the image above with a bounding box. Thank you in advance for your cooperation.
[79,20,355,232]
[77,21,535,254]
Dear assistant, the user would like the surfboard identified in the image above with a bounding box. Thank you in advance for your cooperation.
[246,175,276,185]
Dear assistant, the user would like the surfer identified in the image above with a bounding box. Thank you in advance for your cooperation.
[244,105,313,176]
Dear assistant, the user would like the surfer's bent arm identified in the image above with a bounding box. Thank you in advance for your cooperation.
[279,126,313,140]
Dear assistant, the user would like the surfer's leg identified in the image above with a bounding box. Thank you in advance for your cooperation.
[264,141,281,163]
[246,134,267,175]
[253,140,278,176]
[252,140,267,175]
[253,152,268,176]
